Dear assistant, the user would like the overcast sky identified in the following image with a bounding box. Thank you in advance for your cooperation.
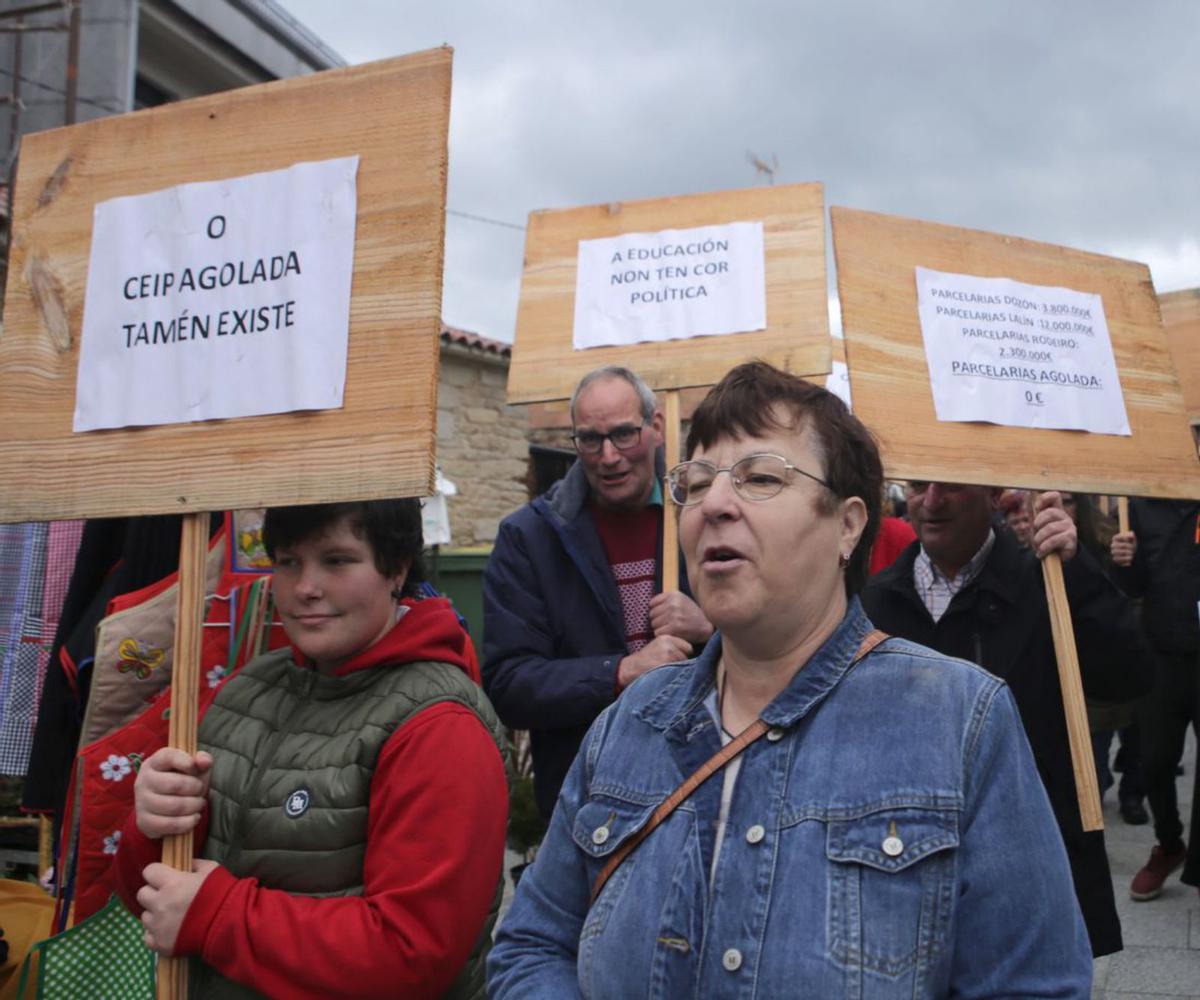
[278,0,1199,344]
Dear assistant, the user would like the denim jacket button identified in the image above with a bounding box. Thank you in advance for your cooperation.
[765,727,785,742]
[745,824,765,844]
[592,825,610,846]
[722,948,743,971]
[882,835,904,857]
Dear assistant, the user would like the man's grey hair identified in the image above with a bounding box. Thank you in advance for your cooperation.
[569,365,658,425]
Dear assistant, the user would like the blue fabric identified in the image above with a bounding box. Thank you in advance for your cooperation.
[482,457,690,819]
[863,531,1149,956]
[488,600,1091,999]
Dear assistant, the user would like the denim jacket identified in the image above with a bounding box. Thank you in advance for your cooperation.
[488,600,1091,999]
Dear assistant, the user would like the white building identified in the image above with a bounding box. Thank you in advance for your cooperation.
[1,0,342,288]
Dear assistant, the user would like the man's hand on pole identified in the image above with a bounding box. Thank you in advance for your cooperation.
[1032,491,1078,562]
[1110,531,1137,567]
[617,634,693,690]
[649,591,713,646]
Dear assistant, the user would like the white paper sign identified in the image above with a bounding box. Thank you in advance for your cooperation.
[422,468,458,547]
[572,221,766,350]
[825,360,852,410]
[915,267,1130,436]
[74,156,359,432]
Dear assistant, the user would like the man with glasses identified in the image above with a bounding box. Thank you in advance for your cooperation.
[483,366,712,821]
[860,481,1152,958]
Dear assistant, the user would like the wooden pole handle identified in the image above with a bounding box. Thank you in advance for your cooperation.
[158,511,209,1000]
[1040,550,1104,832]
[661,390,681,594]
[1117,496,1129,535]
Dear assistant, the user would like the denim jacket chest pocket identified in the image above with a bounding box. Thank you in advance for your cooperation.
[571,798,659,935]
[824,804,960,979]
[572,795,700,998]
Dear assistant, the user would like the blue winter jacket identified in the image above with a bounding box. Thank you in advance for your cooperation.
[488,600,1091,999]
[483,457,691,819]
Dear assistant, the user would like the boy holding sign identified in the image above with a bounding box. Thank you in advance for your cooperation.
[115,499,509,999]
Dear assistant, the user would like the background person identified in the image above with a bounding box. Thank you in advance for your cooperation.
[862,481,1152,956]
[489,362,1090,998]
[1000,488,1034,548]
[115,500,509,999]
[1065,492,1149,825]
[483,365,711,821]
[1111,492,1200,901]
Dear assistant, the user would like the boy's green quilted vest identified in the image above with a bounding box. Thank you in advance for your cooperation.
[189,647,509,999]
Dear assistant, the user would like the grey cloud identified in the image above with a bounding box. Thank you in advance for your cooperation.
[281,0,1200,339]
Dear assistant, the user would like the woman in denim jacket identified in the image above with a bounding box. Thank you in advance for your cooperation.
[488,362,1091,999]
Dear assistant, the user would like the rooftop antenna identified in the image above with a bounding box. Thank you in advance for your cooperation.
[747,150,778,185]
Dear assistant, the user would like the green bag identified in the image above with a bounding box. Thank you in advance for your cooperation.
[16,896,154,999]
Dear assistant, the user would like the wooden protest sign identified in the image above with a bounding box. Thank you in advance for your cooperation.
[508,183,829,404]
[0,49,451,998]
[831,208,1200,499]
[0,50,450,523]
[508,183,830,589]
[832,207,1200,834]
[1159,287,1200,427]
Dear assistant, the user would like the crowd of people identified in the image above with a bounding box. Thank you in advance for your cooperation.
[111,361,1197,998]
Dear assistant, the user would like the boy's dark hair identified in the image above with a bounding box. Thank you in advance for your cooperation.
[685,360,883,597]
[262,499,426,599]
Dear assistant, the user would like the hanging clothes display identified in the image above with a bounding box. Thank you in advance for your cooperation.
[0,877,56,999]
[59,537,283,924]
[0,520,84,777]
[15,896,153,1000]
[22,515,219,828]
[76,537,225,750]
[0,523,48,776]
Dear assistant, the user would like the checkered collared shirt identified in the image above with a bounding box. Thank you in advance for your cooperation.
[913,529,996,623]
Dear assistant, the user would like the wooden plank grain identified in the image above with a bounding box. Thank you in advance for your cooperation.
[508,183,831,403]
[1159,287,1200,425]
[0,50,451,523]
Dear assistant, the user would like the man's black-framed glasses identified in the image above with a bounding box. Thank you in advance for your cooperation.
[667,453,830,507]
[571,422,647,455]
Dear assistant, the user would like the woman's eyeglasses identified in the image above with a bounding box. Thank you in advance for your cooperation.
[667,453,830,507]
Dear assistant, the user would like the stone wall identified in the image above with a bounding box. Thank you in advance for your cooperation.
[436,344,530,547]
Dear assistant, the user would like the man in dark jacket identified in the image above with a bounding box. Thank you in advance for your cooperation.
[1111,496,1200,901]
[483,366,711,820]
[862,481,1153,958]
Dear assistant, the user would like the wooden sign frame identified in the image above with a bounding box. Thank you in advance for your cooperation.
[832,206,1200,834]
[1,51,453,998]
[1159,287,1200,426]
[506,182,831,405]
[0,49,452,524]
[831,207,1200,500]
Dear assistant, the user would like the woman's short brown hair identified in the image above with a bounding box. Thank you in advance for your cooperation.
[685,360,883,596]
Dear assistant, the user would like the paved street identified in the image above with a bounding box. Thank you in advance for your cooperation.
[1094,726,1199,999]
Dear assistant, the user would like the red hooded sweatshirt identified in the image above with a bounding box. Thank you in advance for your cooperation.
[115,598,507,999]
